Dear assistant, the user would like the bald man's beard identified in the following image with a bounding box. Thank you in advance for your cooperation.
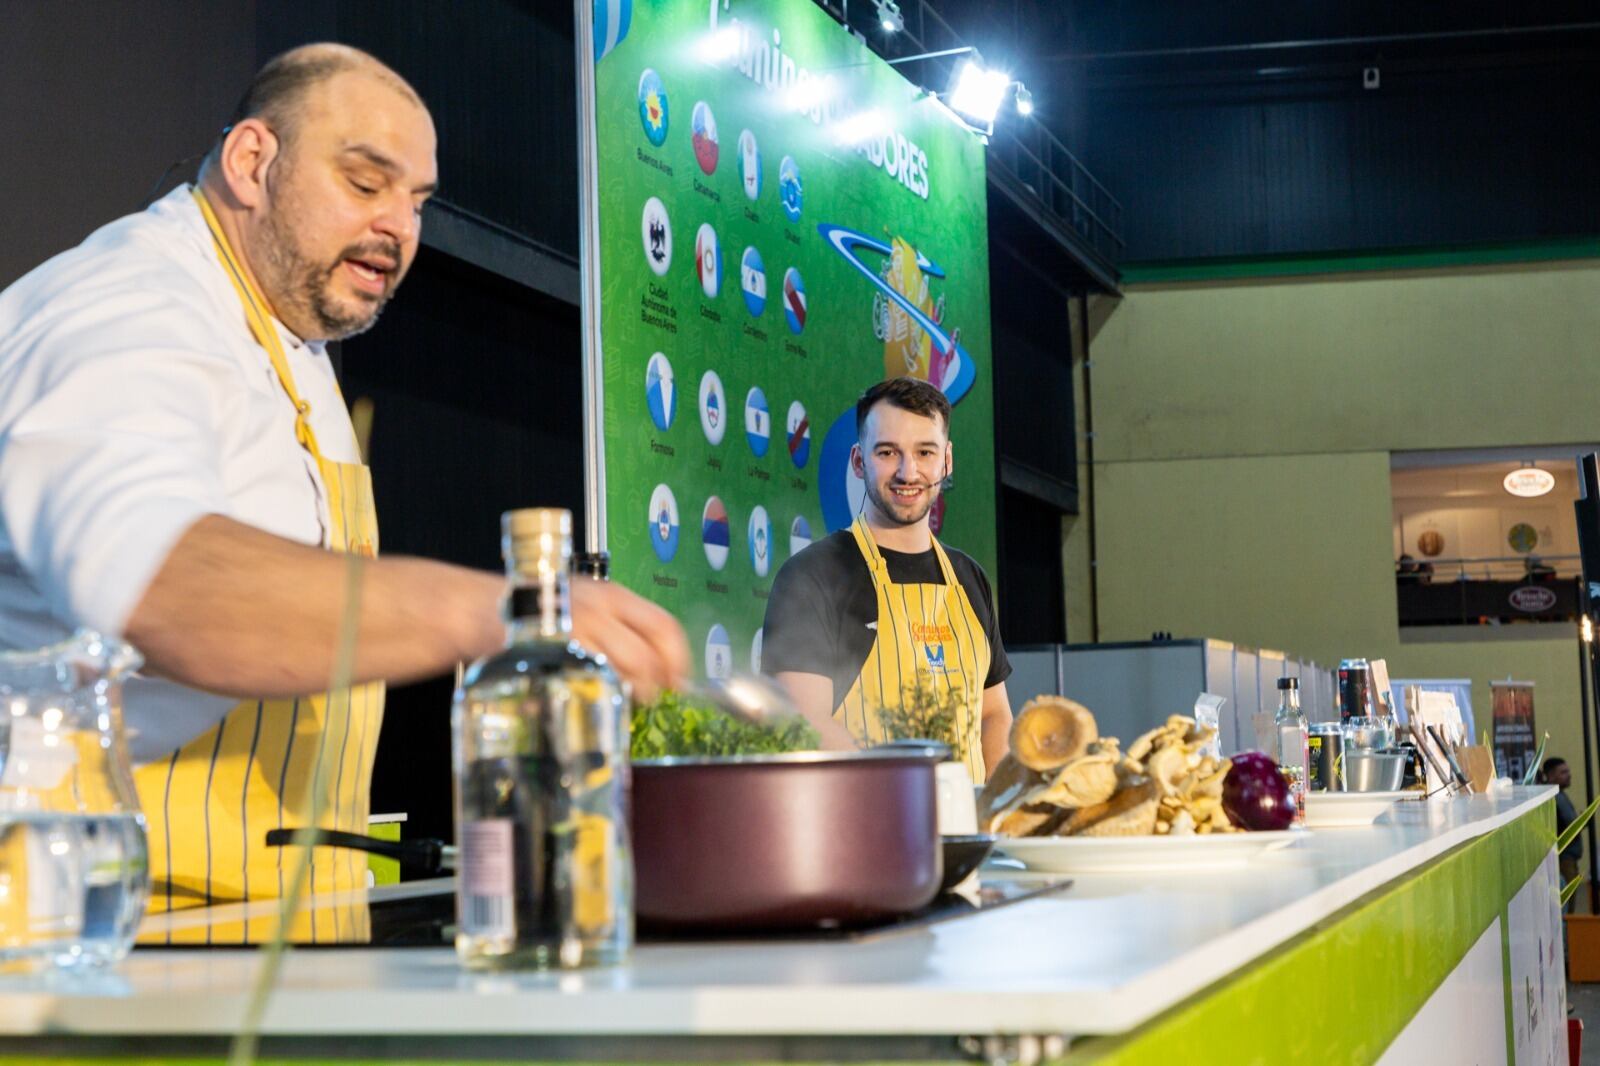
[257,198,400,342]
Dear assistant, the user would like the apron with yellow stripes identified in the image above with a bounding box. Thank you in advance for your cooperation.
[131,189,384,944]
[837,516,990,782]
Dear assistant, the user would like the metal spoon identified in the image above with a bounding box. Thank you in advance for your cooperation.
[684,671,807,729]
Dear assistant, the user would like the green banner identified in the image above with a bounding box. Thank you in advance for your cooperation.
[592,0,996,678]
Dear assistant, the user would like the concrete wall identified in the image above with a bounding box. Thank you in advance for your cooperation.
[1070,258,1600,803]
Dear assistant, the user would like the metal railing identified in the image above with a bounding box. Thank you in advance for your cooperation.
[1399,553,1580,583]
[825,0,1125,277]
[987,110,1126,268]
[1396,556,1580,626]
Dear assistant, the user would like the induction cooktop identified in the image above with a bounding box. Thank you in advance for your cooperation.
[136,873,1073,949]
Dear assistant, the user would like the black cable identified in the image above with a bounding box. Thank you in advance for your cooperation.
[139,151,207,210]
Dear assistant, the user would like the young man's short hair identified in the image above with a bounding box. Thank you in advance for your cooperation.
[855,376,951,439]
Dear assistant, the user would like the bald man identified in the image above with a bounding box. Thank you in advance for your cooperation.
[0,45,688,920]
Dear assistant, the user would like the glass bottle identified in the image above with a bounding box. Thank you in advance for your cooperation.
[452,509,631,970]
[1275,676,1310,825]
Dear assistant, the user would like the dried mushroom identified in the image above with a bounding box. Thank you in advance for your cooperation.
[977,753,1048,831]
[1061,778,1160,837]
[1009,696,1098,772]
[994,704,1242,839]
[1144,745,1189,796]
[1035,749,1120,808]
[997,802,1068,837]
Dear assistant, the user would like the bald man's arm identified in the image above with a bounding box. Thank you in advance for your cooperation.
[125,514,688,698]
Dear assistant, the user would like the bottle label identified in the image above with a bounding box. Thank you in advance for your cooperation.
[1292,737,1309,824]
[461,818,514,936]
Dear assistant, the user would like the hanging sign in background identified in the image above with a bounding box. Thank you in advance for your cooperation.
[1490,681,1537,781]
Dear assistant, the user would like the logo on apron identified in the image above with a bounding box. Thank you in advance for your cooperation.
[923,644,947,674]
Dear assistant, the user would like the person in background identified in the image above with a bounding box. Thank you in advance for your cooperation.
[760,377,1012,782]
[0,44,688,921]
[1542,757,1583,893]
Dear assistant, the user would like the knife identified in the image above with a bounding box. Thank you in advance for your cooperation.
[1413,729,1454,791]
[1427,725,1470,788]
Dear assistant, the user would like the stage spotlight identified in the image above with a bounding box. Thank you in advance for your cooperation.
[947,60,1010,128]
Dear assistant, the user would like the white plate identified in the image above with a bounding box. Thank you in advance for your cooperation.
[1302,790,1408,828]
[995,830,1301,874]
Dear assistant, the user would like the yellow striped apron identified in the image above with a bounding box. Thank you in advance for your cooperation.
[837,516,990,782]
[132,189,384,944]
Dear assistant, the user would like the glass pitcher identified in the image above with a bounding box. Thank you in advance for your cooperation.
[0,630,149,969]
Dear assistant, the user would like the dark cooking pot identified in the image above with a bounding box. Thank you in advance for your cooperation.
[631,743,946,931]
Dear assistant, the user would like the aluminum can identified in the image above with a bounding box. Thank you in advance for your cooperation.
[1308,722,1345,792]
[1338,658,1375,721]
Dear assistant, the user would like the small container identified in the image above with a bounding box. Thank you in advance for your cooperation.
[1308,722,1344,792]
[934,762,978,835]
[1397,743,1422,788]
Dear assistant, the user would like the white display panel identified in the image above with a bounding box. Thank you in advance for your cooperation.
[1377,918,1507,1065]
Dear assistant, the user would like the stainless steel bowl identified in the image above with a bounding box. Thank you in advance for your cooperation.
[1345,751,1406,792]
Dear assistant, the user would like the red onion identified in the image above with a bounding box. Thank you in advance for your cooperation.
[1222,751,1295,831]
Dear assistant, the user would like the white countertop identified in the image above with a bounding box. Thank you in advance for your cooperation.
[0,787,1553,1042]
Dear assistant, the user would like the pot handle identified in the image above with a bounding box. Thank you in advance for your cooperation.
[872,739,954,761]
[264,828,454,874]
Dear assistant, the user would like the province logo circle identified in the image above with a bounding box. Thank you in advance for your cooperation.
[702,496,730,571]
[738,128,762,201]
[744,387,770,457]
[790,515,813,557]
[645,352,675,431]
[785,400,810,468]
[699,369,726,445]
[740,246,766,317]
[782,267,806,334]
[695,223,721,299]
[641,197,671,276]
[779,155,802,221]
[705,624,732,679]
[748,505,772,577]
[638,69,668,147]
[691,100,718,174]
[647,483,679,562]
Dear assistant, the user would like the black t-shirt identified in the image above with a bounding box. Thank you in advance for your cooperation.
[761,530,1011,708]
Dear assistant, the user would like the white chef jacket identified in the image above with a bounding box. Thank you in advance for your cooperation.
[0,185,364,763]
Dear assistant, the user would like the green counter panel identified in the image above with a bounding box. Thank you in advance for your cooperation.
[1061,801,1554,1065]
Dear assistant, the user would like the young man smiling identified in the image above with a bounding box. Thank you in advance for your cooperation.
[762,377,1013,780]
[0,45,686,919]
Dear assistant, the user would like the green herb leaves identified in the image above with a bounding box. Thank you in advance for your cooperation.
[630,690,820,758]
